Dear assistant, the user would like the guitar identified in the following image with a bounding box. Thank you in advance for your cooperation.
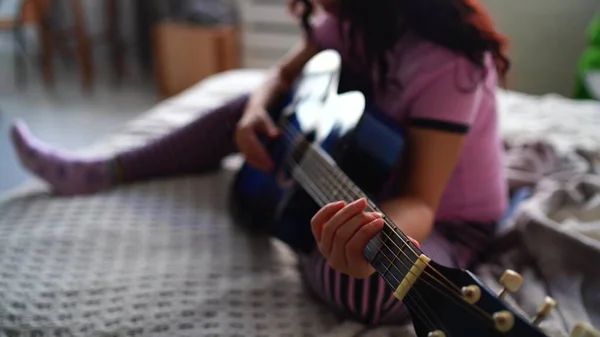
[229,50,599,337]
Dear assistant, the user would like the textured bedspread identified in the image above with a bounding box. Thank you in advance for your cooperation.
[1,70,599,337]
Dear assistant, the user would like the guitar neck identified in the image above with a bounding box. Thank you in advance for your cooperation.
[290,142,427,300]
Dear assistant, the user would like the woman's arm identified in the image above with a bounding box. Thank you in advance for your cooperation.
[308,128,467,279]
[308,52,485,279]
[248,0,321,111]
[236,39,320,172]
[380,127,467,243]
[380,58,486,244]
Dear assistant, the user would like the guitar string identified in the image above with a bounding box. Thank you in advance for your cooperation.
[277,123,496,325]
[292,166,439,332]
[302,141,468,296]
[272,115,442,330]
[292,136,501,322]
[299,145,508,326]
[402,295,445,336]
[296,150,451,334]
[288,159,439,332]
[290,146,494,329]
[277,122,459,291]
[290,131,498,325]
[291,148,487,332]
[277,122,457,293]
[282,132,485,333]
[300,141,463,294]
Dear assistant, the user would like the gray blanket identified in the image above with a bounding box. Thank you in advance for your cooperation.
[479,142,600,336]
[0,145,597,337]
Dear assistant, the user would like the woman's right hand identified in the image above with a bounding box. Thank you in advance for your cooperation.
[235,105,281,173]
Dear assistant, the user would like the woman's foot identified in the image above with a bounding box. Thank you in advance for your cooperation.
[10,121,116,195]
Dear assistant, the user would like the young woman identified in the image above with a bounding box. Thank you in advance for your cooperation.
[10,0,510,326]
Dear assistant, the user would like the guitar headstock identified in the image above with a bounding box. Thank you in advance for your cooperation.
[402,261,599,337]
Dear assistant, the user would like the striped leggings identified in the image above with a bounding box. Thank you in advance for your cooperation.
[116,94,495,326]
[299,224,494,325]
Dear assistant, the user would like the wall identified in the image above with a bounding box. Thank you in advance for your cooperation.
[238,0,299,69]
[480,0,599,96]
[46,0,138,71]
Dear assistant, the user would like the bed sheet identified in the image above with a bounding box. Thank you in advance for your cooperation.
[1,70,599,337]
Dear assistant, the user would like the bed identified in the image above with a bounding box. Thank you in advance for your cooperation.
[1,68,599,337]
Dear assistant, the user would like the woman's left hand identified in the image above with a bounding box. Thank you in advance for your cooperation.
[310,198,385,279]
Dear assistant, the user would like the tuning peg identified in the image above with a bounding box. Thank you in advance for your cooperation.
[498,270,524,299]
[532,296,557,325]
[461,285,482,304]
[428,331,446,337]
[571,322,600,337]
[493,310,515,332]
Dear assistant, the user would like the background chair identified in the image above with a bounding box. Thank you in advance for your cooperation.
[0,0,34,88]
[0,0,94,91]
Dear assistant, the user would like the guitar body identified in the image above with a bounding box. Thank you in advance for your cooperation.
[230,95,406,254]
[230,49,405,253]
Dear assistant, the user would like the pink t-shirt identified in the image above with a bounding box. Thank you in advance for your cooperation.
[313,14,508,223]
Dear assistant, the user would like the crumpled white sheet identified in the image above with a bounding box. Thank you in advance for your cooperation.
[497,89,600,153]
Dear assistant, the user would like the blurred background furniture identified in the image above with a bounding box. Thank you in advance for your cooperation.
[0,0,94,90]
[138,0,240,98]
[0,0,36,87]
[35,0,93,90]
[152,22,239,98]
[237,0,298,69]
[1,0,240,96]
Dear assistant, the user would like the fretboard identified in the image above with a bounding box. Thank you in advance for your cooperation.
[290,143,424,296]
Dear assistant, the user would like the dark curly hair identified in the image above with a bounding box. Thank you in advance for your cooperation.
[299,0,510,88]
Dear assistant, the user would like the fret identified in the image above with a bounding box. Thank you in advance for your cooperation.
[384,222,416,259]
[309,148,367,203]
[294,146,358,205]
[316,171,344,204]
[379,238,408,274]
[381,258,395,280]
[379,253,402,286]
[365,232,409,284]
[330,188,341,202]
[364,224,429,300]
[377,259,401,290]
[364,236,400,289]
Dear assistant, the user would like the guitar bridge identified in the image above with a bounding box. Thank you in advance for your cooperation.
[394,254,431,300]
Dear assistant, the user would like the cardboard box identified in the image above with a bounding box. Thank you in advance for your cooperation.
[153,22,240,98]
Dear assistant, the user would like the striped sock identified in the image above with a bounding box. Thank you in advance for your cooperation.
[11,121,115,195]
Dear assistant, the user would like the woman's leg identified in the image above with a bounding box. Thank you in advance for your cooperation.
[117,94,248,182]
[299,226,491,326]
[10,94,249,195]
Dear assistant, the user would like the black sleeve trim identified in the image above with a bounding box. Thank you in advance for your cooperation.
[409,118,470,134]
